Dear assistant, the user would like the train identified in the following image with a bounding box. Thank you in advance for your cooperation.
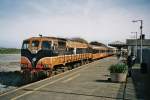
[21,36,114,82]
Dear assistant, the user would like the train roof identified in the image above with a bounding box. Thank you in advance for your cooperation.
[23,36,67,41]
[23,36,89,48]
[23,36,111,49]
[67,40,89,48]
[90,45,108,50]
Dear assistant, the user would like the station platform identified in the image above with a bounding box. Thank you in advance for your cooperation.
[0,57,141,100]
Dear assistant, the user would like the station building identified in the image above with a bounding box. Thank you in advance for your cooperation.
[126,37,150,71]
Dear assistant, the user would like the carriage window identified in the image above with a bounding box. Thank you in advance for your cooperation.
[32,41,39,47]
[58,41,66,48]
[22,41,29,49]
[42,41,51,49]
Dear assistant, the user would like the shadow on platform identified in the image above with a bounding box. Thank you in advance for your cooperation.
[95,79,111,83]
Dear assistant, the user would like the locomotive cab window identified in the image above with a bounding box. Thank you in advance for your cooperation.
[32,41,39,47]
[22,41,29,49]
[42,41,52,50]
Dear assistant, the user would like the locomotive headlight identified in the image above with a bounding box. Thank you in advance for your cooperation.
[32,57,36,62]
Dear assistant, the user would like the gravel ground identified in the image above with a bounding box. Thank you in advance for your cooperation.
[0,54,22,94]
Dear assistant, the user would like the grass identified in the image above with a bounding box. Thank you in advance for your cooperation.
[0,48,20,54]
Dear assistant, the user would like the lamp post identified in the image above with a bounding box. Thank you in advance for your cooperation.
[132,20,143,64]
[131,32,138,57]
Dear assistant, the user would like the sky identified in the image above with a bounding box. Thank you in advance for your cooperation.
[0,0,150,48]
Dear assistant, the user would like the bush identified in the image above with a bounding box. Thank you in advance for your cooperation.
[109,63,127,73]
[0,48,20,54]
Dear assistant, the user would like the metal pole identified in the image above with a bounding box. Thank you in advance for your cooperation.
[135,32,138,57]
[140,20,143,64]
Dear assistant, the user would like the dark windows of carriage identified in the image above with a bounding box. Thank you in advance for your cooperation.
[41,41,52,50]
[65,48,74,55]
[32,41,39,47]
[65,48,89,55]
[22,41,29,49]
[101,50,106,53]
[58,41,66,49]
[93,49,99,54]
[92,49,107,54]
[57,41,66,55]
[76,48,88,54]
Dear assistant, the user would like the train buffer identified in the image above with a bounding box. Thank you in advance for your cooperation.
[0,57,135,100]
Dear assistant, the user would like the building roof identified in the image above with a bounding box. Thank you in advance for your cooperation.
[126,39,150,46]
[108,41,127,48]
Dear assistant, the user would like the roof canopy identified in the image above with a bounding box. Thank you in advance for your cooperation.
[108,41,127,49]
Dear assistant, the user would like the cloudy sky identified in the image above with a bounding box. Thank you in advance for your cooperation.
[0,0,150,48]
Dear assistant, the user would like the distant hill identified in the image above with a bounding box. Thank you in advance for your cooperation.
[0,48,20,54]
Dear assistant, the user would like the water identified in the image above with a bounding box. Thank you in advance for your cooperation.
[0,54,20,63]
[0,54,21,72]
[0,54,21,94]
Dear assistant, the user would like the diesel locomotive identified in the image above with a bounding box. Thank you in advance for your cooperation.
[21,36,114,81]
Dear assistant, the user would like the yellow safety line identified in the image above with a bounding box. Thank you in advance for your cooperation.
[62,74,80,83]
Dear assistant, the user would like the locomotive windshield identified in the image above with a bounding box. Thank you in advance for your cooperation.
[41,41,52,50]
[22,40,29,49]
[32,40,39,47]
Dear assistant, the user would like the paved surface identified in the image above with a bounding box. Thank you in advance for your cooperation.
[0,57,126,100]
